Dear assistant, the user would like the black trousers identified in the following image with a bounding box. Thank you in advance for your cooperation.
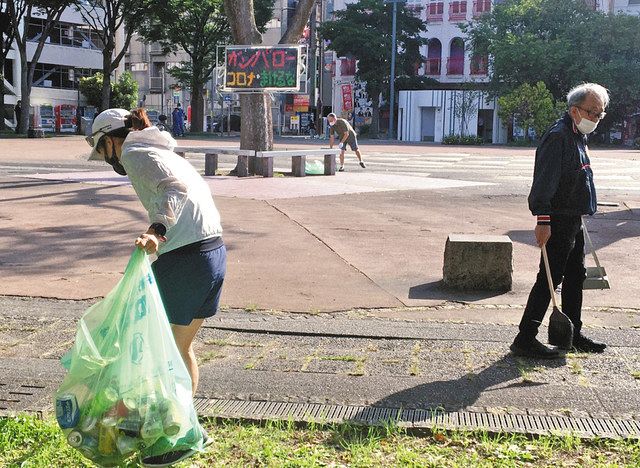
[518,215,586,340]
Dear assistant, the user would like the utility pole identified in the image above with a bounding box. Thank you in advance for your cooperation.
[384,0,405,140]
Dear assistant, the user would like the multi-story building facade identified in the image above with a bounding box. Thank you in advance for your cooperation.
[396,0,504,143]
[3,7,105,131]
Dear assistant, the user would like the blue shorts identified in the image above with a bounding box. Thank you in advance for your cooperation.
[151,240,226,326]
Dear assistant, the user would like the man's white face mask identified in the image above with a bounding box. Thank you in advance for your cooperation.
[329,120,335,126]
[576,109,598,134]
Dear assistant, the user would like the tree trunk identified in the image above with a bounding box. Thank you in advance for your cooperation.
[19,56,29,134]
[191,81,204,133]
[240,93,272,151]
[0,81,5,131]
[101,50,113,111]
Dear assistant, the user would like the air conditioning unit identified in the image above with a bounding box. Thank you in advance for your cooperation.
[43,80,52,87]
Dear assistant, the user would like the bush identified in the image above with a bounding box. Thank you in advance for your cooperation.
[442,134,484,145]
[358,124,370,136]
[507,138,537,147]
[79,72,139,111]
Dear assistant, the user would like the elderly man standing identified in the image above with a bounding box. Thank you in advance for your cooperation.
[328,113,366,172]
[510,83,609,359]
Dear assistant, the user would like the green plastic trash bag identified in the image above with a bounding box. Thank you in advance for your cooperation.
[54,248,205,467]
[305,159,324,175]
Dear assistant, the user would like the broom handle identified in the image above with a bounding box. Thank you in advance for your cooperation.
[542,244,559,309]
[582,217,603,271]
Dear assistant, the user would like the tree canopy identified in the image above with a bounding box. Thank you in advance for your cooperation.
[497,81,558,140]
[463,0,640,134]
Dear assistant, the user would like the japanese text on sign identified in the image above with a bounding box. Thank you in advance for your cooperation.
[224,46,300,91]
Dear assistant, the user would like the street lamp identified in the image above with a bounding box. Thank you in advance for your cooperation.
[384,0,405,140]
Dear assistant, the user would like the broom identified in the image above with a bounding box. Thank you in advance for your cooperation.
[542,245,574,350]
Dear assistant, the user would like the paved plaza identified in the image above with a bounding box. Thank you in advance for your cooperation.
[0,136,638,436]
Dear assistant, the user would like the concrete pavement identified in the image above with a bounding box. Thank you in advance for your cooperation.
[0,136,639,437]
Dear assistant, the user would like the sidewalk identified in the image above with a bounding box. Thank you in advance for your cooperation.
[0,137,639,438]
[0,296,638,438]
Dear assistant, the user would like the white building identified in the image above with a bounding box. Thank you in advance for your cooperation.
[597,0,640,15]
[394,0,505,143]
[3,7,104,130]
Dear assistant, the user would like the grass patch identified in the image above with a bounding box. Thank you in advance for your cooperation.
[2,415,640,467]
[319,355,359,362]
[198,350,226,364]
[569,360,583,375]
[409,342,421,376]
[515,358,539,383]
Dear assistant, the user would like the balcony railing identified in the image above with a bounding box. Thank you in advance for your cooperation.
[424,58,441,76]
[473,0,492,17]
[449,1,468,21]
[470,56,488,75]
[447,57,464,75]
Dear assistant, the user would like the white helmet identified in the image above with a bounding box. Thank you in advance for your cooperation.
[86,108,130,160]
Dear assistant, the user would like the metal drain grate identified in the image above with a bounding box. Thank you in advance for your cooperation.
[194,397,640,440]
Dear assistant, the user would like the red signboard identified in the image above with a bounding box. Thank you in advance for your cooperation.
[341,84,353,111]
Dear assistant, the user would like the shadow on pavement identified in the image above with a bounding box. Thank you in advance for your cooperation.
[0,182,143,276]
[409,281,506,302]
[353,354,567,415]
[506,209,640,251]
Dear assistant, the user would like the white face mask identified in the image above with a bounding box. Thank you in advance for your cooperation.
[329,120,335,126]
[576,110,598,134]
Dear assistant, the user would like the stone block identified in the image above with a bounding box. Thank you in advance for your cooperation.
[443,234,513,291]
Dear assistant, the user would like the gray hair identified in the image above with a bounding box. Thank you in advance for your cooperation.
[327,112,337,119]
[567,83,610,109]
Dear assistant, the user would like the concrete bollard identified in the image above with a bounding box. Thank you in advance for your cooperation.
[443,234,513,291]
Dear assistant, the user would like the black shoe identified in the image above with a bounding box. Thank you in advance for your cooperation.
[338,165,344,172]
[510,338,561,359]
[141,448,197,467]
[359,161,366,168]
[573,334,606,353]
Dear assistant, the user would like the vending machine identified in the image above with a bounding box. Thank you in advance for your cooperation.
[39,105,56,133]
[55,104,77,133]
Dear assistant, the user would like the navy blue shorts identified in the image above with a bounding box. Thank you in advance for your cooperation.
[152,241,226,326]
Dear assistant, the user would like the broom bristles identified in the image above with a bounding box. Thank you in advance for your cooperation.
[548,307,574,350]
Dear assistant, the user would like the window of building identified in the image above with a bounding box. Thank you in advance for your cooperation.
[447,38,465,75]
[473,0,492,16]
[425,38,442,76]
[427,2,444,22]
[450,1,468,21]
[32,63,100,89]
[27,18,104,50]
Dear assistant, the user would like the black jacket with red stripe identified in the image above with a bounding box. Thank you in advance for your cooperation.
[528,113,597,223]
